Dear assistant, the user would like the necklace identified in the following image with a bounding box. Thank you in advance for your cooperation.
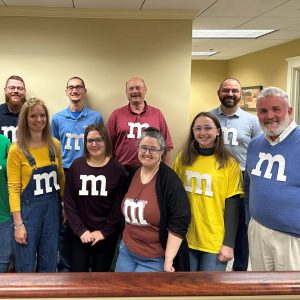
[133,166,160,203]
[140,166,159,185]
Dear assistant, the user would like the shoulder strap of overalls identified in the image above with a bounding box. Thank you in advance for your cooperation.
[23,147,56,167]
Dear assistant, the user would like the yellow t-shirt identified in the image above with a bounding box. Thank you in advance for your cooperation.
[7,139,64,212]
[173,153,244,254]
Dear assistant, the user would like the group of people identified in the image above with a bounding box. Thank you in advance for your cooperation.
[0,74,299,273]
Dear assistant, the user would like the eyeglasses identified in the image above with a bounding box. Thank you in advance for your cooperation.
[138,145,163,154]
[67,85,84,92]
[192,126,217,133]
[86,137,104,145]
[221,88,240,94]
[5,86,25,92]
[127,86,144,92]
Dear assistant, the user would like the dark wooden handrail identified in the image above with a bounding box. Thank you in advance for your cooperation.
[0,272,300,298]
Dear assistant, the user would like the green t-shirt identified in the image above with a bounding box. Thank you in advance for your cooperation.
[0,134,11,222]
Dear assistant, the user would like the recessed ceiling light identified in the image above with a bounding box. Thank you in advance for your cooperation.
[192,51,218,57]
[192,29,275,39]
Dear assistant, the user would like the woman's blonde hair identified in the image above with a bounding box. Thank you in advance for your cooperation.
[16,98,56,157]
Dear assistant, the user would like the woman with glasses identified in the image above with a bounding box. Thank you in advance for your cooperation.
[63,124,127,272]
[7,98,64,272]
[173,112,244,271]
[115,127,190,272]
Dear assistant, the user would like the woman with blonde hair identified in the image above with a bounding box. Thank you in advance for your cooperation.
[8,98,64,272]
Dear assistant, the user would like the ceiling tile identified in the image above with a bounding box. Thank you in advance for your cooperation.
[200,0,287,17]
[239,16,300,30]
[142,0,215,10]
[193,17,252,30]
[264,0,300,17]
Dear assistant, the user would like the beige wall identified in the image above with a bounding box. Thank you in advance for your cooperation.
[190,38,300,121]
[0,16,192,161]
[190,60,227,120]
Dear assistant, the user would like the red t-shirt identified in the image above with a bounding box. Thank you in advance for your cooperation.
[106,103,173,167]
[122,168,164,258]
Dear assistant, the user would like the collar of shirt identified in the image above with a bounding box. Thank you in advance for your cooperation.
[265,120,297,146]
[2,103,19,116]
[65,106,87,119]
[128,101,148,115]
[217,106,241,118]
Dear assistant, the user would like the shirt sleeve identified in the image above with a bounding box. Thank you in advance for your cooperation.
[7,145,23,212]
[106,111,117,149]
[51,116,60,140]
[54,139,65,198]
[159,110,173,150]
[63,162,88,237]
[223,195,240,247]
[252,116,262,138]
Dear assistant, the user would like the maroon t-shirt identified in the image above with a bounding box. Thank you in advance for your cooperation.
[106,103,173,167]
[122,168,164,258]
[64,157,127,238]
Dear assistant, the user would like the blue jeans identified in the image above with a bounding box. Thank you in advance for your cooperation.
[189,248,227,271]
[15,196,60,272]
[115,240,164,272]
[0,219,14,272]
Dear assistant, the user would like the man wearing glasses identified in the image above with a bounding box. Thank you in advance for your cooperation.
[0,75,26,142]
[210,78,261,272]
[51,76,104,272]
[106,76,173,178]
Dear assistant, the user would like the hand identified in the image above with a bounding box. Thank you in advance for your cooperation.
[164,258,175,272]
[61,208,67,224]
[80,230,92,243]
[90,230,105,246]
[218,245,234,262]
[15,226,27,245]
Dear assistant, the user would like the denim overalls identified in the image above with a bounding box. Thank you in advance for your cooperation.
[15,149,61,272]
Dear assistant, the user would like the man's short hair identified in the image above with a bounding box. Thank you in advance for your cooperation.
[5,75,25,88]
[66,76,85,89]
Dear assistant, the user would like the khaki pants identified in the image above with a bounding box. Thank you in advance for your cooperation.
[248,218,300,271]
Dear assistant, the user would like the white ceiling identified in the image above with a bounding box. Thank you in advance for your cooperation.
[1,0,300,60]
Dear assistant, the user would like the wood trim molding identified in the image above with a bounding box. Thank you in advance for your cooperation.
[0,272,300,298]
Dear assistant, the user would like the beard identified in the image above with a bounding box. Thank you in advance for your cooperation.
[220,95,241,108]
[260,115,291,138]
[5,93,26,112]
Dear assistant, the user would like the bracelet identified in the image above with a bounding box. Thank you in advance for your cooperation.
[14,220,23,227]
[14,223,25,230]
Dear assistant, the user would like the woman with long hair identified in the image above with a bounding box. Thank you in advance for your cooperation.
[173,112,244,271]
[63,124,127,272]
[7,98,64,272]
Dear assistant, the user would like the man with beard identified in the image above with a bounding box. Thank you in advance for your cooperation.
[211,78,261,271]
[245,86,300,271]
[51,76,104,272]
[0,75,26,142]
[106,77,173,178]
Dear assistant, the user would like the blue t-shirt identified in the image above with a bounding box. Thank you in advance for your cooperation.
[51,106,104,169]
[211,106,261,170]
[0,103,19,142]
